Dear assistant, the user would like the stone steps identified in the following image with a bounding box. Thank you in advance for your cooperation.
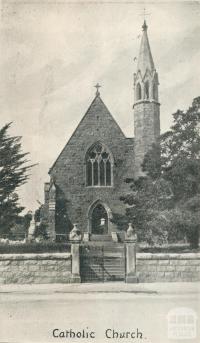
[90,234,113,242]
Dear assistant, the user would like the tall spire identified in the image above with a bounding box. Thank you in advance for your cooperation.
[137,20,155,76]
[133,21,160,178]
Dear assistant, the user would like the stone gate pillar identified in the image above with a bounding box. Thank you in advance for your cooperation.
[125,223,138,283]
[70,225,81,283]
[71,243,81,283]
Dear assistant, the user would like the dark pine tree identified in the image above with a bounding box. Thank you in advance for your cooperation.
[0,123,34,237]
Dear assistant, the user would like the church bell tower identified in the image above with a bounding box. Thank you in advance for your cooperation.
[133,21,160,177]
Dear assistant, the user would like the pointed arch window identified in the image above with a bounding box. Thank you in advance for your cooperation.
[86,143,113,187]
[145,81,149,99]
[136,83,142,100]
[153,83,157,100]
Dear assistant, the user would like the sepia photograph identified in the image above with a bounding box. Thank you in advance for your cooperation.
[0,1,200,342]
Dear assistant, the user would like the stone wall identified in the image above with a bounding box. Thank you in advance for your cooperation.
[137,253,200,282]
[0,253,72,284]
[0,251,199,284]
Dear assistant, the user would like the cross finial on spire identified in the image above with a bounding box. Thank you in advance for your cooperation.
[140,7,150,30]
[94,83,101,96]
[141,7,150,20]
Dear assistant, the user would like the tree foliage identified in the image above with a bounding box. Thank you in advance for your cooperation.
[0,123,34,237]
[117,97,200,247]
[118,176,173,245]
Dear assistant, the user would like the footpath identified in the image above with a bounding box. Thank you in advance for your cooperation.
[0,281,199,296]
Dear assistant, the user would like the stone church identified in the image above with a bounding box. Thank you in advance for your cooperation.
[43,21,160,241]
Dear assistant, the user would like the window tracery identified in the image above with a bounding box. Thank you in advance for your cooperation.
[86,143,113,187]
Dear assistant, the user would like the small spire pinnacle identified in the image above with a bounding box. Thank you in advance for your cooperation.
[94,83,101,97]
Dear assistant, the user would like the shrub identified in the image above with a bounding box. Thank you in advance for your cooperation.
[0,242,71,254]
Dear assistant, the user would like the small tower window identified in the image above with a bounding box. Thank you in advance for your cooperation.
[153,83,157,100]
[145,81,149,99]
[86,143,113,187]
[136,83,142,100]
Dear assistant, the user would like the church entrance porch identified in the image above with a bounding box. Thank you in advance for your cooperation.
[87,201,113,241]
[91,203,108,235]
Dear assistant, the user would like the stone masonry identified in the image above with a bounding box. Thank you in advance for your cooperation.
[0,252,199,284]
[0,253,72,284]
[134,101,160,176]
[137,253,200,282]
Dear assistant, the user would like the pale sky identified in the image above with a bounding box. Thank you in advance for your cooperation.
[0,1,200,211]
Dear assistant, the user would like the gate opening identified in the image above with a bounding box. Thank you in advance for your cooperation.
[80,244,125,283]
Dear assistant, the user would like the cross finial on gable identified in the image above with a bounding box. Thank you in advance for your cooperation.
[94,83,101,97]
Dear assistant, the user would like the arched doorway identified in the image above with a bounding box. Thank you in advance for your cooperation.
[91,203,108,235]
[87,201,112,235]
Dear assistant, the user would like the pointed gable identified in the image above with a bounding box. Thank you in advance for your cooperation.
[78,95,126,139]
[49,94,126,173]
